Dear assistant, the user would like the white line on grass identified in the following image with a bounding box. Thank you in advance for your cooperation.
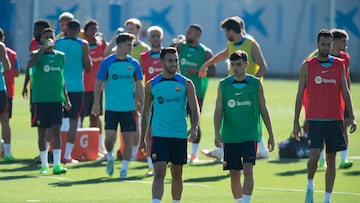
[255,187,360,196]
[37,176,72,180]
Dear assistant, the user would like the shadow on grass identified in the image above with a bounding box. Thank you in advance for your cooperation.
[187,160,222,167]
[342,170,360,176]
[0,158,38,172]
[48,175,147,187]
[275,168,308,176]
[184,174,228,183]
[69,160,106,169]
[0,174,36,181]
[268,159,303,164]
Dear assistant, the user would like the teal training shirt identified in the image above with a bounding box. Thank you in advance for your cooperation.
[151,73,188,139]
[97,54,143,112]
[220,74,262,143]
[55,37,84,92]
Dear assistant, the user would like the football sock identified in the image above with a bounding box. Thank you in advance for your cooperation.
[341,149,348,161]
[152,199,161,203]
[53,149,61,166]
[4,144,10,155]
[242,195,251,203]
[192,143,199,157]
[131,146,137,159]
[40,151,48,167]
[64,143,74,160]
[324,192,332,202]
[235,198,242,203]
[122,160,129,170]
[172,200,180,203]
[307,179,314,190]
[107,150,114,161]
[46,142,50,151]
[147,157,153,168]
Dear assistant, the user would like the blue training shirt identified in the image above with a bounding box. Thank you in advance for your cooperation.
[55,37,84,92]
[97,54,143,111]
[151,73,188,139]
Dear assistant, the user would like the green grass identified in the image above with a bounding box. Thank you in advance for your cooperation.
[1,75,360,202]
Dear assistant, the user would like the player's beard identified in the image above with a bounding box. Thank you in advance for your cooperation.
[227,36,234,41]
[186,39,194,44]
[164,65,177,75]
[318,49,329,58]
[151,42,161,49]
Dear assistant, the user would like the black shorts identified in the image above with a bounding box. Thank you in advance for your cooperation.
[63,92,84,119]
[223,141,257,171]
[104,110,137,132]
[31,102,63,128]
[151,136,187,165]
[0,91,8,115]
[82,91,103,117]
[7,98,12,118]
[308,120,346,153]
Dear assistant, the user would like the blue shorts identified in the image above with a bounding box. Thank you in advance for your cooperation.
[0,91,8,115]
[31,102,63,128]
[82,91,103,117]
[151,136,187,165]
[308,120,346,153]
[104,110,137,132]
[64,92,84,119]
[223,141,257,171]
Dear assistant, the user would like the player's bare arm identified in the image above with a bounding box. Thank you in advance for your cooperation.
[258,82,275,152]
[199,48,228,77]
[139,81,153,153]
[293,62,307,140]
[213,84,223,147]
[251,41,268,78]
[82,40,92,73]
[186,79,200,142]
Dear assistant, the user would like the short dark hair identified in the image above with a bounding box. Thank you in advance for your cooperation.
[221,16,243,34]
[189,24,202,34]
[331,29,348,40]
[41,28,55,36]
[34,19,50,29]
[84,19,98,32]
[67,19,81,30]
[160,47,178,60]
[116,33,135,44]
[317,29,333,42]
[230,50,248,63]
